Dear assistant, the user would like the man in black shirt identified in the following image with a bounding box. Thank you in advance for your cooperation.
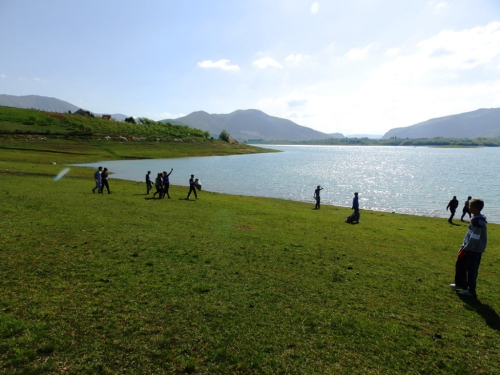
[446,196,459,223]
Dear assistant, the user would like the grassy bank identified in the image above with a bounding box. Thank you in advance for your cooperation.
[1,146,499,374]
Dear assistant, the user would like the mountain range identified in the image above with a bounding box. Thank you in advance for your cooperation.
[2,94,500,141]
[382,108,500,139]
[162,110,344,141]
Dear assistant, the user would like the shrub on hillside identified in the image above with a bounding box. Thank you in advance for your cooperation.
[219,129,230,142]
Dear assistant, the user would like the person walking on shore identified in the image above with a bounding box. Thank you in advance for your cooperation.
[160,168,173,199]
[450,199,487,297]
[446,196,459,223]
[314,185,323,209]
[152,173,163,199]
[92,166,102,193]
[145,171,153,195]
[461,196,472,222]
[101,168,111,194]
[187,174,198,200]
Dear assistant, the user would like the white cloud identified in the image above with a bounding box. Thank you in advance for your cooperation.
[374,22,500,85]
[284,54,309,64]
[311,2,319,14]
[345,44,373,60]
[253,57,283,69]
[386,47,401,57]
[252,22,500,135]
[197,59,240,71]
[435,2,449,14]
[0,74,5,79]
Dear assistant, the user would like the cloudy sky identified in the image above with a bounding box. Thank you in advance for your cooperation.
[2,0,500,135]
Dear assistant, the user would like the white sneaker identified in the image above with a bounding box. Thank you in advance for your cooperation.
[449,284,462,290]
[458,289,475,297]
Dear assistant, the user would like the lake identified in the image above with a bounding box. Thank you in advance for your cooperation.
[73,145,500,223]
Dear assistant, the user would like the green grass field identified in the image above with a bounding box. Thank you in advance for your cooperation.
[1,140,499,374]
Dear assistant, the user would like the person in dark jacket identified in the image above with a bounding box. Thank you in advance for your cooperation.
[446,196,459,223]
[314,186,323,209]
[145,171,153,195]
[152,173,163,199]
[186,174,198,200]
[450,199,487,297]
[460,196,472,222]
[92,166,103,193]
[160,168,173,199]
[345,192,360,223]
[101,168,111,194]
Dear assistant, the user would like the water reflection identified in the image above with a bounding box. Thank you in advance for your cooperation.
[72,145,500,223]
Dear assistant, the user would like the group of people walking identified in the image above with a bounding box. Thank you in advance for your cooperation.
[92,166,111,194]
[145,170,201,200]
[147,169,173,199]
[92,167,201,200]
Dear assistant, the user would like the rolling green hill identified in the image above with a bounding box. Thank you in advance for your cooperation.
[0,106,210,140]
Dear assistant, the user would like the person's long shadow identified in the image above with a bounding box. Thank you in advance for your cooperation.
[459,295,500,331]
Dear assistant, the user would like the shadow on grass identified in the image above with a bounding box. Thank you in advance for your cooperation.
[459,295,500,331]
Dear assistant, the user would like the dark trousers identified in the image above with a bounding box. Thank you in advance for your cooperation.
[153,185,162,197]
[101,180,110,193]
[448,209,456,222]
[161,183,170,199]
[315,198,320,209]
[455,251,482,295]
[187,185,198,199]
[146,181,153,194]
[461,208,471,221]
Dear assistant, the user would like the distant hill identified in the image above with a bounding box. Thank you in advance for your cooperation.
[346,134,383,139]
[0,94,81,113]
[383,108,500,139]
[162,109,343,142]
[0,94,128,121]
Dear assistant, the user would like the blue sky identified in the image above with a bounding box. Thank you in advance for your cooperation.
[2,0,500,135]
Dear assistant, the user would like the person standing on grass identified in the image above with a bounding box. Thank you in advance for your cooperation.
[92,166,103,193]
[314,185,323,209]
[186,174,198,200]
[446,195,459,223]
[160,168,173,199]
[145,171,153,195]
[351,192,360,222]
[461,196,472,222]
[450,199,487,297]
[152,172,163,199]
[101,168,111,194]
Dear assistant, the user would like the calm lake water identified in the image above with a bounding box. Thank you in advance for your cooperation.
[73,145,500,223]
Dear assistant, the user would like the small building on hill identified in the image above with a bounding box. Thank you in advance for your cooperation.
[102,115,111,120]
[74,109,94,117]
